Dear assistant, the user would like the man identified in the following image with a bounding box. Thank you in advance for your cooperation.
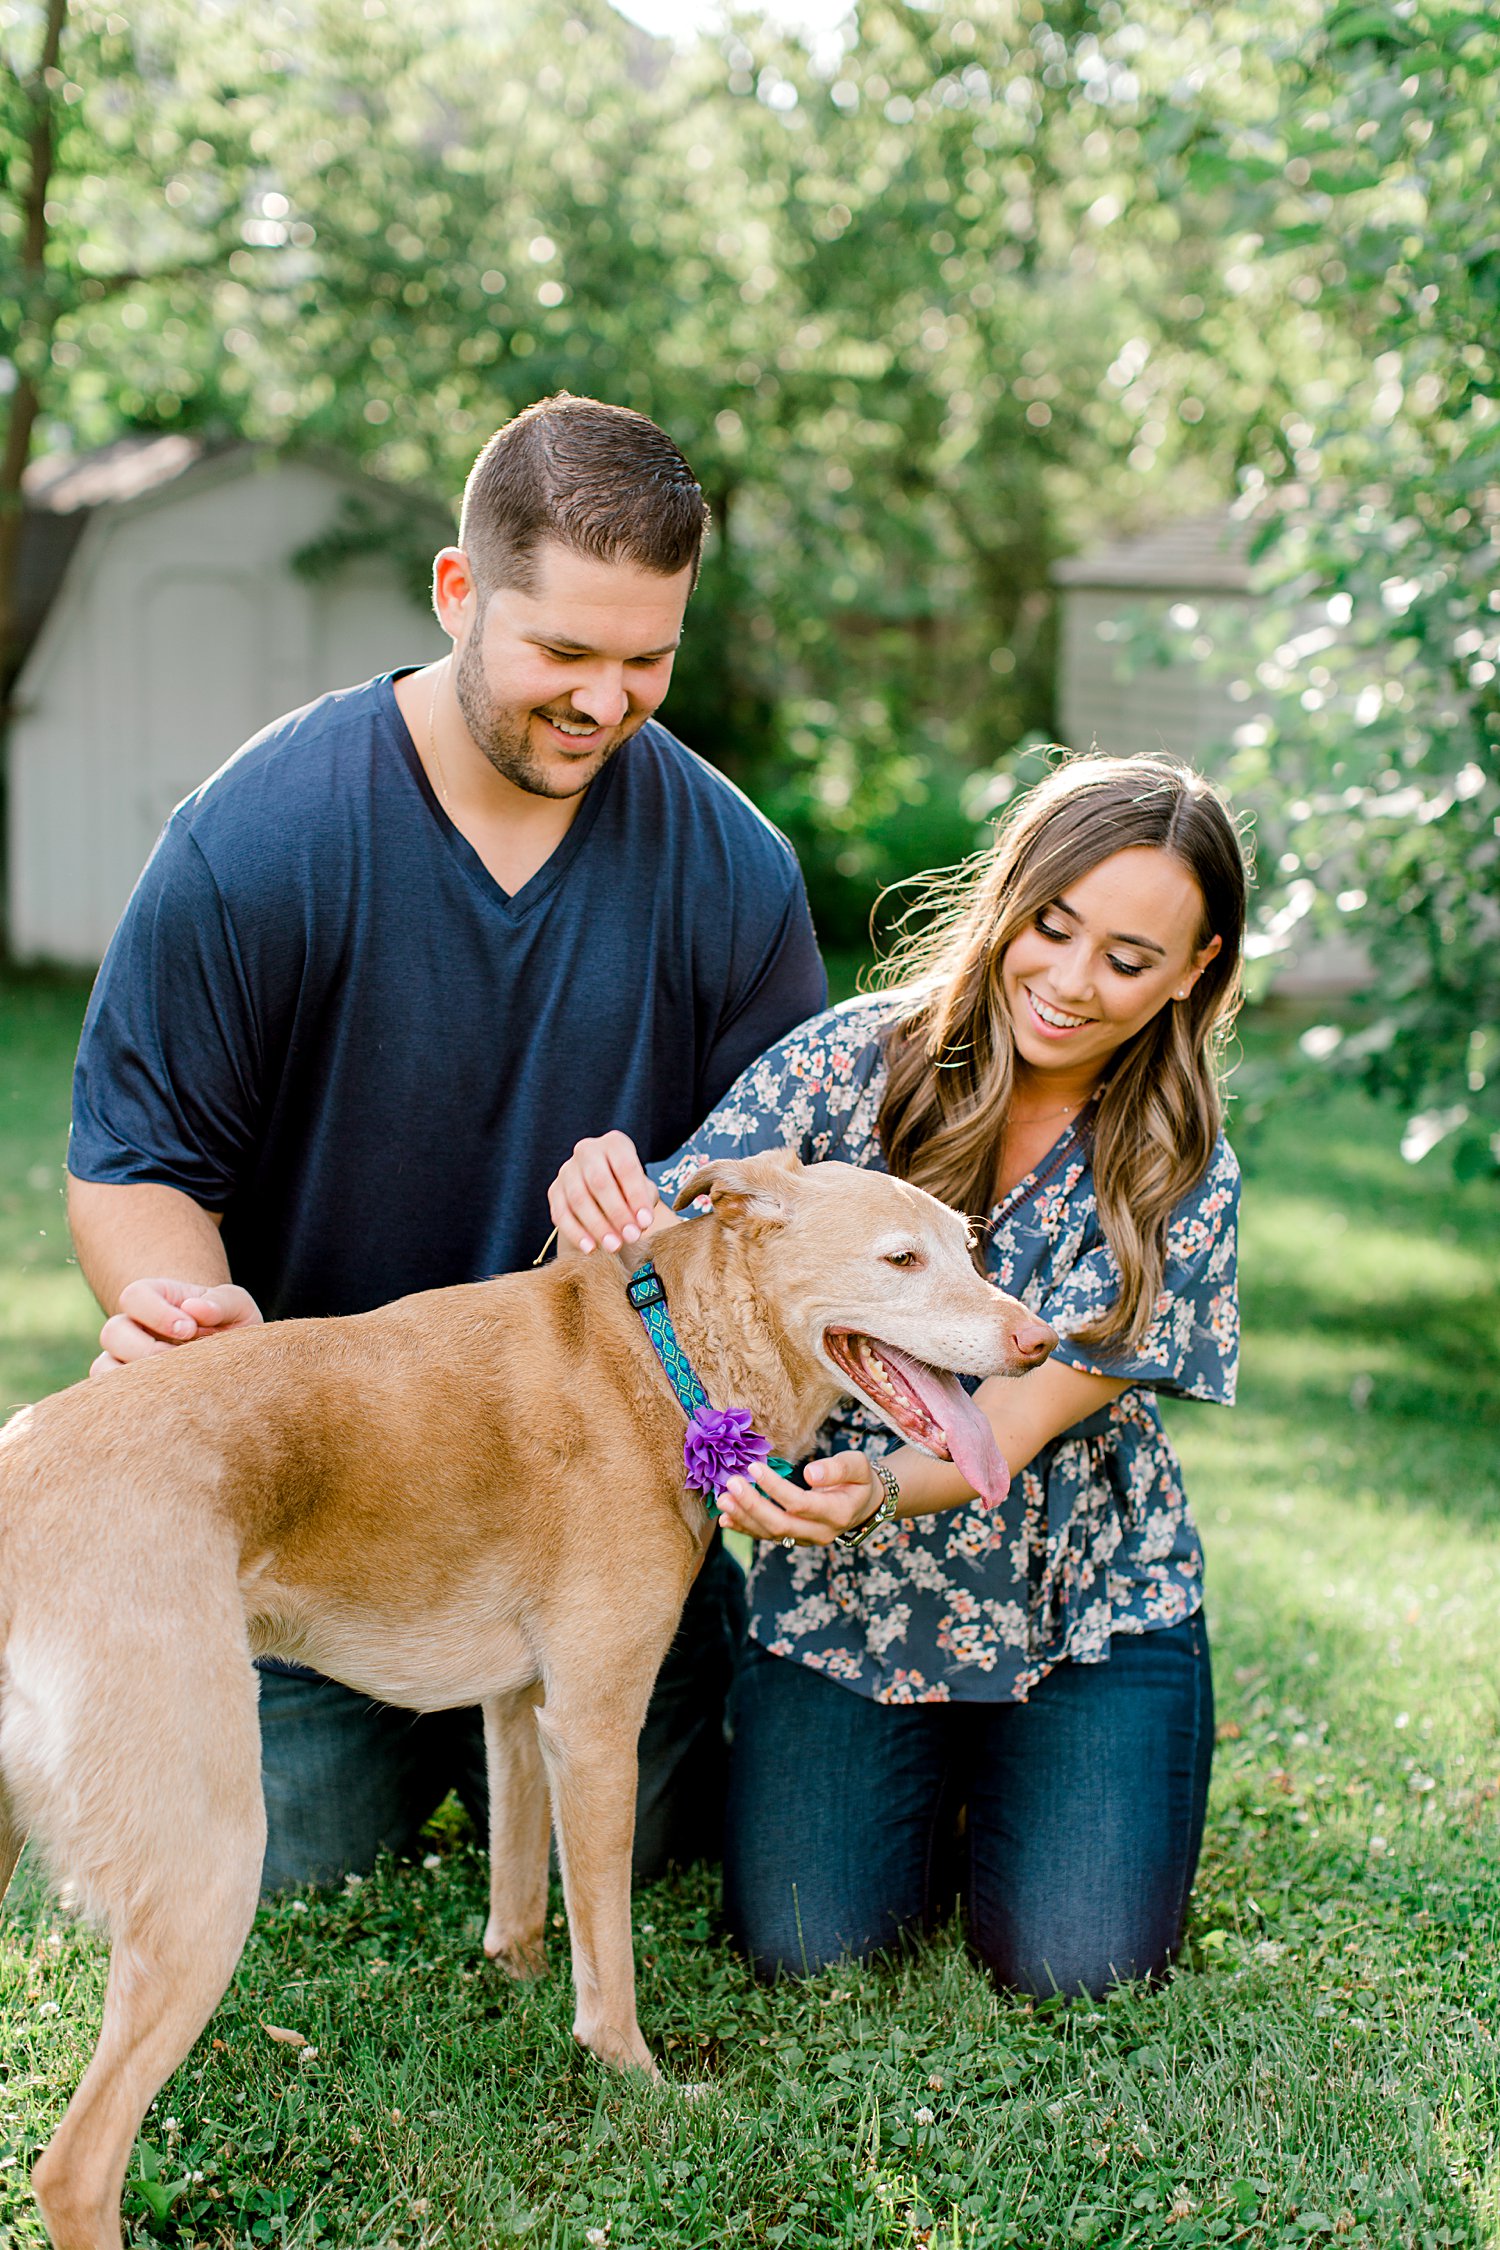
[68,393,825,1889]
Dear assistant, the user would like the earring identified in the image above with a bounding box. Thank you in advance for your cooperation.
[1176,986,1190,1000]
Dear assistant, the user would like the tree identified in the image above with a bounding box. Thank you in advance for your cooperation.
[1160,0,1499,1171]
[20,0,1480,1014]
[0,0,281,689]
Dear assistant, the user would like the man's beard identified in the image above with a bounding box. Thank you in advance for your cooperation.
[454,630,637,800]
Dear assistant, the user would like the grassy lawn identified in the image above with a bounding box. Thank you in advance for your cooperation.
[0,970,1497,2248]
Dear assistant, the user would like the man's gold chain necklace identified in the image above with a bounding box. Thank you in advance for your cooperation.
[426,666,452,809]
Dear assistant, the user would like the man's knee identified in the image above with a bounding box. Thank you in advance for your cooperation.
[633,1541,746,1880]
[256,1666,453,1894]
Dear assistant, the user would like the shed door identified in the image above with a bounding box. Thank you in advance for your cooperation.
[138,571,266,854]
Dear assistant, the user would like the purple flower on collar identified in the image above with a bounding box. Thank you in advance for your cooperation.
[683,1403,771,1500]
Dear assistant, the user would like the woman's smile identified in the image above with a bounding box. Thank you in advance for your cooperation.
[1023,987,1093,1034]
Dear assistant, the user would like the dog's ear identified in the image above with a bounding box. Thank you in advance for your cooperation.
[673,1150,801,1230]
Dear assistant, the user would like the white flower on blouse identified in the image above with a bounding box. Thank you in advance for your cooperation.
[866,1604,914,1656]
[779,1593,840,1639]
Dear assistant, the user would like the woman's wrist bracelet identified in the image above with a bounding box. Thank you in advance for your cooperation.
[835,1456,901,1551]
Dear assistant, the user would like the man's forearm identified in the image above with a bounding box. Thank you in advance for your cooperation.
[66,1177,229,1316]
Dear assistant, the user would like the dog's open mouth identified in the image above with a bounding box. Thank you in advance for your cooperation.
[823,1330,1010,1508]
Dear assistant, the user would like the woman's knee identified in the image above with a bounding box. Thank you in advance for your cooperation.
[965,1622,1213,1998]
[727,1872,917,1981]
[724,1646,945,1979]
[975,1912,1179,2001]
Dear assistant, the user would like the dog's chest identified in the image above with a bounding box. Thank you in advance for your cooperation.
[244,1572,540,1713]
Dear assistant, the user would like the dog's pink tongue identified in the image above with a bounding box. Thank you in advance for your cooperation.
[880,1346,1011,1509]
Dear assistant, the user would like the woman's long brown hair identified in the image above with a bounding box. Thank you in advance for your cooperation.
[874,754,1248,1350]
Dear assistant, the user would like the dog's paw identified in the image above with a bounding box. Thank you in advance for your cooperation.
[572,2023,660,2076]
[483,1927,548,1980]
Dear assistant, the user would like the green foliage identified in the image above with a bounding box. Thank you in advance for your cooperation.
[1160,3,1500,1170]
[0,0,277,675]
[2,0,1276,929]
[4,0,1497,1130]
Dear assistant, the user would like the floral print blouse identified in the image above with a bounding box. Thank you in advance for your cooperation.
[654,994,1240,1706]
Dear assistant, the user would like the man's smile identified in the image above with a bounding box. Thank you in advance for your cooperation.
[535,711,614,749]
[540,712,604,737]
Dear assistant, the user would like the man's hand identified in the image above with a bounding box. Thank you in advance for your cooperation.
[547,1131,672,1257]
[91,1279,264,1378]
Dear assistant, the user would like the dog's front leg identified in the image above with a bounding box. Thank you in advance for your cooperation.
[481,1686,550,1978]
[534,1695,657,2076]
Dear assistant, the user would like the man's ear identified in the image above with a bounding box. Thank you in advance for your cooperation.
[673,1150,801,1229]
[432,546,478,638]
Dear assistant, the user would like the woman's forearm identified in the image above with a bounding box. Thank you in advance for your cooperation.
[727,1357,1135,1550]
[883,1360,1131,1519]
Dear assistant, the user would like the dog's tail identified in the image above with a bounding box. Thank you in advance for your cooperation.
[0,1389,261,1917]
[0,1390,275,2246]
[0,1406,36,1905]
[3,1533,268,2250]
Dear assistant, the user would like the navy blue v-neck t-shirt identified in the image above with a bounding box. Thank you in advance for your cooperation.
[70,674,825,1320]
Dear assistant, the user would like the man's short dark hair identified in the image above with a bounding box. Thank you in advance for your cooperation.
[459,393,709,595]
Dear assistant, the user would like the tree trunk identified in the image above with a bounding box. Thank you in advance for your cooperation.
[0,0,68,699]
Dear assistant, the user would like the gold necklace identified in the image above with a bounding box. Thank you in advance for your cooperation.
[426,665,452,810]
[1007,1093,1093,1127]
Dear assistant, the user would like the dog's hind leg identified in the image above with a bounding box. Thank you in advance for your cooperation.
[27,1648,265,2250]
[32,1888,256,2250]
[481,1684,550,1977]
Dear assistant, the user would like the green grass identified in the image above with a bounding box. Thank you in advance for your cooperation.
[0,972,1497,2249]
[0,971,97,1409]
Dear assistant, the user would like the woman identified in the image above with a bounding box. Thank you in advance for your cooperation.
[549,753,1247,1998]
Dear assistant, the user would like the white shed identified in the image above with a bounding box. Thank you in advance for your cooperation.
[1052,512,1256,764]
[1051,512,1370,997]
[6,437,449,967]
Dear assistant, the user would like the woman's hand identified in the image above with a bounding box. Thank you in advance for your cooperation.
[717,1451,886,1547]
[547,1131,672,1256]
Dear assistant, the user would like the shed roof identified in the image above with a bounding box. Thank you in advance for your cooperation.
[7,435,448,693]
[21,431,210,514]
[1051,510,1252,593]
[9,437,220,674]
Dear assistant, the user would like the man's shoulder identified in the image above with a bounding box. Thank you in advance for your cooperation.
[122,675,408,935]
[184,675,396,818]
[624,722,801,868]
[159,674,405,884]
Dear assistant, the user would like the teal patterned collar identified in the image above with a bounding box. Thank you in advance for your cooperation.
[626,1261,793,1515]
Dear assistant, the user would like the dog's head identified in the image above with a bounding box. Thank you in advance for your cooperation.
[672,1152,1055,1506]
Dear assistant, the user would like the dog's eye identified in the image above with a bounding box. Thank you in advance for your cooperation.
[883,1249,920,1269]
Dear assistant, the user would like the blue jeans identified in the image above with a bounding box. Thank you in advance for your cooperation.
[724,1614,1213,1998]
[257,1538,746,1893]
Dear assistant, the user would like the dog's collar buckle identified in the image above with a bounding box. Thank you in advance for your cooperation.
[625,1268,668,1313]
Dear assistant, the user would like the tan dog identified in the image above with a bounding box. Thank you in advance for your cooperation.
[0,1152,1054,2250]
